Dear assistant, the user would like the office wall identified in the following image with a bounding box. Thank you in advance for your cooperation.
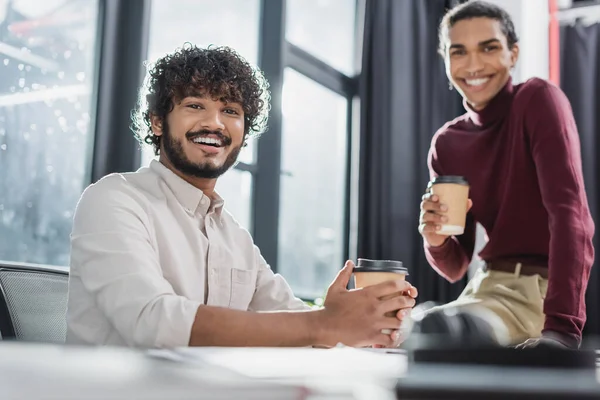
[486,0,550,83]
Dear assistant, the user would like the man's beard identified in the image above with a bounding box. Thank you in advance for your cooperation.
[161,119,242,179]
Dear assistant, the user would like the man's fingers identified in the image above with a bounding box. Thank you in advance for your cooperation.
[419,211,447,224]
[330,260,354,291]
[380,295,416,313]
[407,286,418,298]
[418,222,441,234]
[395,307,412,320]
[366,279,411,298]
[420,200,446,213]
[372,333,395,347]
[379,316,403,330]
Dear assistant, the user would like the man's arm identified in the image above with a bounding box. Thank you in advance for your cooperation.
[188,260,415,347]
[188,305,318,347]
[525,82,595,346]
[424,214,477,283]
[422,140,477,283]
[71,179,415,348]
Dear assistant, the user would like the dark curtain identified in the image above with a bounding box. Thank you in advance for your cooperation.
[560,22,600,337]
[358,0,466,304]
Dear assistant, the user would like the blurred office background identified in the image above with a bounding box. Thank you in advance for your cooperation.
[0,0,599,334]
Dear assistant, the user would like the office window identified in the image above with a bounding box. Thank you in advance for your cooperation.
[0,0,100,266]
[277,68,348,299]
[286,0,357,76]
[141,0,260,229]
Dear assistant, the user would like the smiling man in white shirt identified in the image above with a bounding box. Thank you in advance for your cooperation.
[66,44,418,349]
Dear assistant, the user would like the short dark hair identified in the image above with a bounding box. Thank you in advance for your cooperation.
[438,0,519,56]
[133,44,270,155]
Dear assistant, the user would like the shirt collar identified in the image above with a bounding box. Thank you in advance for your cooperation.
[465,76,514,127]
[149,160,225,218]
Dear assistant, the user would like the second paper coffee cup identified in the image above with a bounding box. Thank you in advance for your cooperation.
[428,175,470,235]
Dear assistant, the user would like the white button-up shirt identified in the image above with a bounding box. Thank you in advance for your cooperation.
[67,160,308,348]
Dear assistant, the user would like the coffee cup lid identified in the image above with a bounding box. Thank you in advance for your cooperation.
[429,176,469,186]
[355,258,408,274]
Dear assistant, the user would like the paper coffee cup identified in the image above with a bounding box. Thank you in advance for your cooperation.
[428,176,469,236]
[354,259,408,333]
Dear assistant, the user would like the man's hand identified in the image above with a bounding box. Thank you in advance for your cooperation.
[419,191,472,247]
[372,285,418,348]
[393,285,418,345]
[316,260,416,348]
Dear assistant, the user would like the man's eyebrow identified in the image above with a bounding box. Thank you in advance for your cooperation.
[449,38,502,50]
[478,38,501,46]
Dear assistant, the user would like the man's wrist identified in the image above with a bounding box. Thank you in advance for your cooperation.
[308,308,332,347]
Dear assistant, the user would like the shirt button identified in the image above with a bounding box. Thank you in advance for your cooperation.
[201,197,208,205]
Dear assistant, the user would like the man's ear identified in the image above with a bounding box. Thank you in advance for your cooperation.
[150,114,164,137]
[510,43,520,68]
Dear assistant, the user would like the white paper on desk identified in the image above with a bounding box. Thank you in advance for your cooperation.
[171,346,407,380]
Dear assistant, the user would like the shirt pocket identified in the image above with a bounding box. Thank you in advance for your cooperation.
[228,268,257,310]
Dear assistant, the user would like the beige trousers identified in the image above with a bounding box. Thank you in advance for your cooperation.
[425,266,548,346]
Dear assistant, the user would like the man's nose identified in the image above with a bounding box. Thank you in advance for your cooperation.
[465,53,484,75]
[200,110,225,131]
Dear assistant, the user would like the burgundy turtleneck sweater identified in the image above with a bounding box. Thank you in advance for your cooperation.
[425,77,595,345]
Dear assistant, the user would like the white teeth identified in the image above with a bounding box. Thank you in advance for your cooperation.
[192,137,222,146]
[465,77,490,87]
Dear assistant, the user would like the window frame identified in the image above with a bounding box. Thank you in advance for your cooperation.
[92,0,364,281]
[253,0,362,280]
[1,0,364,295]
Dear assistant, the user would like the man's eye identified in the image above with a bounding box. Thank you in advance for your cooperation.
[187,104,203,110]
[224,108,239,115]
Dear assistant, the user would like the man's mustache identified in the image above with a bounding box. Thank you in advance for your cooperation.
[186,129,232,146]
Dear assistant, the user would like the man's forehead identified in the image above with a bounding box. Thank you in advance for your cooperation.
[448,18,504,43]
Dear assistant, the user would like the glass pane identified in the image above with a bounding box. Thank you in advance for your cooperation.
[278,69,348,299]
[215,169,252,231]
[141,0,260,166]
[286,0,357,76]
[0,0,100,266]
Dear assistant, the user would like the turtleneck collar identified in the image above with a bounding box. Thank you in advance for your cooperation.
[464,77,514,127]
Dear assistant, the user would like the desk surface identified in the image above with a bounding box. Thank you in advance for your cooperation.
[0,343,599,400]
[0,343,403,400]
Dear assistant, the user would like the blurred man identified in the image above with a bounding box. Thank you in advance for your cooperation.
[418,1,594,348]
[67,44,417,348]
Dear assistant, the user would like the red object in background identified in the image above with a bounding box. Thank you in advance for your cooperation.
[548,0,560,85]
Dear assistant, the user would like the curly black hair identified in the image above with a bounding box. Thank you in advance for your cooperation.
[132,43,270,155]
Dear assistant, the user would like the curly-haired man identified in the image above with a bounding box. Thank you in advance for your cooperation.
[66,45,418,348]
